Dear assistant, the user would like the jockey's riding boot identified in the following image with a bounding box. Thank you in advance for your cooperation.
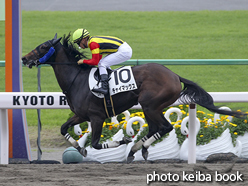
[92,74,109,95]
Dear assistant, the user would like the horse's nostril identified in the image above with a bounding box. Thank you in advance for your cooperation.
[21,57,27,62]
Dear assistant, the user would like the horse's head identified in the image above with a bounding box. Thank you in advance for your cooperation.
[22,33,62,68]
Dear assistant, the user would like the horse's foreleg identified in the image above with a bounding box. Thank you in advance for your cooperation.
[101,137,132,149]
[90,118,131,150]
[61,114,87,156]
[92,136,132,150]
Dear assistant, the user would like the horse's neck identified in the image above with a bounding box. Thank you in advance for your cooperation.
[51,46,88,94]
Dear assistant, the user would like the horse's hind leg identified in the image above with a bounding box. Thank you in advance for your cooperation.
[61,114,87,156]
[144,113,172,145]
[127,123,157,163]
[142,112,173,155]
[129,109,173,162]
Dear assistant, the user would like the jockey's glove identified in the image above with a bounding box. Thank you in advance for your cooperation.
[77,59,84,65]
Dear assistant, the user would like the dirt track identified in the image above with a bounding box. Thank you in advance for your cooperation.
[1,159,247,186]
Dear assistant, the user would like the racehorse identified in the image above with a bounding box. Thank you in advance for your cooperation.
[22,33,245,163]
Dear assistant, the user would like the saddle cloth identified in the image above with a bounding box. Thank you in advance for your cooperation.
[89,66,137,98]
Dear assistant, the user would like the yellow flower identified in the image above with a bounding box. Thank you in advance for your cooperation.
[220,116,225,120]
[130,113,136,117]
[200,135,203,137]
[204,126,208,128]
[207,114,213,117]
[82,130,89,134]
[174,124,181,128]
[197,111,205,114]
[203,119,208,123]
[226,119,230,122]
[181,111,186,115]
[134,112,145,118]
[229,123,237,127]
[102,122,106,127]
[177,120,182,123]
[142,124,148,127]
[133,121,139,125]
[101,135,104,137]
[123,123,127,129]
[119,120,127,125]
[245,120,247,123]
[215,126,218,128]
[234,132,238,135]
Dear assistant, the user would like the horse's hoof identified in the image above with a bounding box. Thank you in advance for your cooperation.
[77,147,87,157]
[123,136,132,144]
[142,148,148,161]
[80,147,87,157]
[127,156,135,164]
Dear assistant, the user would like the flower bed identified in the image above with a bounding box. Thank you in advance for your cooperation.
[67,105,248,161]
[68,106,248,148]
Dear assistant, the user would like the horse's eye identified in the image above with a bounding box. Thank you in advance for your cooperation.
[41,45,48,50]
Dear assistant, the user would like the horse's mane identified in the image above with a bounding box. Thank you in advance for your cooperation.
[61,33,92,69]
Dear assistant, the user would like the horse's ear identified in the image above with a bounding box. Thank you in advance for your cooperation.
[53,37,62,46]
[54,33,57,39]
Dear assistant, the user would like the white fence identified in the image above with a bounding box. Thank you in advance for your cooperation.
[1,92,248,164]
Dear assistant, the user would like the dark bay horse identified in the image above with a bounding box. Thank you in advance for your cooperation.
[22,34,245,163]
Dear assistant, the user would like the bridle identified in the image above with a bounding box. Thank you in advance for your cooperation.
[30,39,82,95]
[29,40,77,68]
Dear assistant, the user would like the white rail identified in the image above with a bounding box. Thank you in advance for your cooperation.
[1,92,248,164]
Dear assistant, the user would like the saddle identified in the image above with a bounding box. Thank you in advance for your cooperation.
[89,66,138,118]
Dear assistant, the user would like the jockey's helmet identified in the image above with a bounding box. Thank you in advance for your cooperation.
[72,28,90,44]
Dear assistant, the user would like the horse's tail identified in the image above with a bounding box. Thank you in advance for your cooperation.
[178,76,246,118]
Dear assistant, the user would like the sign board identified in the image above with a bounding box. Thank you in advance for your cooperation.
[0,92,69,109]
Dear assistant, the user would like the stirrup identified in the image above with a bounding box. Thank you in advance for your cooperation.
[92,87,108,95]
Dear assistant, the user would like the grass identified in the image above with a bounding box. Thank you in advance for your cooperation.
[2,11,248,59]
[1,11,248,127]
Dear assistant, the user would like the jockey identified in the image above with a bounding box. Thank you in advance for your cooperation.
[72,28,132,95]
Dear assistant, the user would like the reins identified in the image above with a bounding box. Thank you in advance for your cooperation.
[42,62,78,65]
[63,67,82,94]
